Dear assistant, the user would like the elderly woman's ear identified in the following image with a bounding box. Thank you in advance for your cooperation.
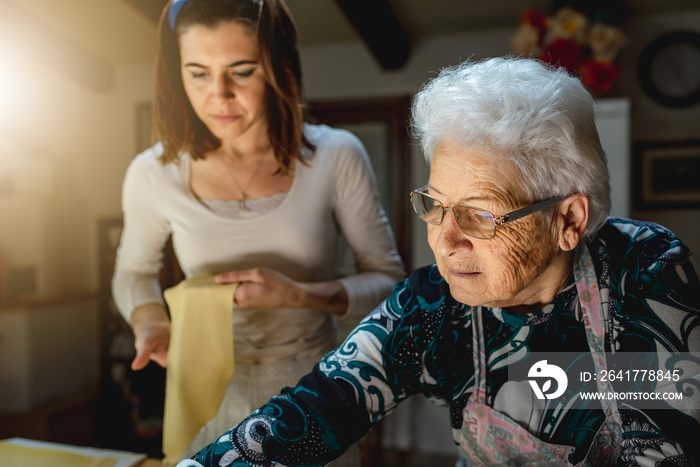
[556,193,589,251]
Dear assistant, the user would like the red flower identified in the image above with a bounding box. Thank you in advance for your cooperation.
[519,8,548,43]
[580,59,620,95]
[539,38,585,75]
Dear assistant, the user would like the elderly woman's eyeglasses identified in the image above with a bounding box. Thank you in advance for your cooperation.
[410,186,565,240]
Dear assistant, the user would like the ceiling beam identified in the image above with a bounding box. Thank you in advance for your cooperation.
[335,0,411,70]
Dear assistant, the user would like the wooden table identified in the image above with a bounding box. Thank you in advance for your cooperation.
[138,459,165,466]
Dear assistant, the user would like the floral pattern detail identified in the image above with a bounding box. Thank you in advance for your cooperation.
[620,411,690,466]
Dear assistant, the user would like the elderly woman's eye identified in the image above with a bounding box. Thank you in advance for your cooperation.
[469,209,493,225]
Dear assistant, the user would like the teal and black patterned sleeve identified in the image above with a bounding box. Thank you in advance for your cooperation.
[182,275,426,467]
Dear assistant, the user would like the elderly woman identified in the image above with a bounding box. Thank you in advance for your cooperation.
[177,57,700,466]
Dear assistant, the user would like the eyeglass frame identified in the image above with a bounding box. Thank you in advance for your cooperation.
[410,185,567,240]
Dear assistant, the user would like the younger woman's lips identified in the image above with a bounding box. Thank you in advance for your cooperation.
[211,114,238,123]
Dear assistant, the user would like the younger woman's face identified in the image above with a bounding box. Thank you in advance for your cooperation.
[179,21,268,145]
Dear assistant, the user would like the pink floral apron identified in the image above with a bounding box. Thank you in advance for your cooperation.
[458,246,623,466]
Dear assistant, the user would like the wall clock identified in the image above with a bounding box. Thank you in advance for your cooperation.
[638,31,700,108]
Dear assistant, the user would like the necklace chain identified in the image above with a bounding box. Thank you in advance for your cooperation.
[220,154,267,211]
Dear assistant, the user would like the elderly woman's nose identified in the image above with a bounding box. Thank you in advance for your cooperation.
[434,210,472,254]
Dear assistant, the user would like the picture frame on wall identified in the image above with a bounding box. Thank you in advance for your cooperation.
[633,141,700,209]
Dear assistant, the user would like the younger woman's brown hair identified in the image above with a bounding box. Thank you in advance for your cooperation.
[153,0,312,174]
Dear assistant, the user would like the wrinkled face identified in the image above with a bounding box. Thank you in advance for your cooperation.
[179,21,268,144]
[426,140,563,309]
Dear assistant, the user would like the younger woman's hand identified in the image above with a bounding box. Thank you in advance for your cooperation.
[215,268,303,309]
[215,268,349,316]
[130,304,171,370]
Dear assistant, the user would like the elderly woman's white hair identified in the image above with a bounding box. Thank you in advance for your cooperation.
[411,56,611,241]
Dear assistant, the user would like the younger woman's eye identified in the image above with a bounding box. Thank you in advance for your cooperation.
[232,68,255,78]
[190,71,207,79]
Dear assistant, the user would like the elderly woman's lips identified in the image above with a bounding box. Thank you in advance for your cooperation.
[449,269,480,278]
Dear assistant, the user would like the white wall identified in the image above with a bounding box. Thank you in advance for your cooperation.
[82,63,156,287]
[302,29,513,101]
[0,59,154,296]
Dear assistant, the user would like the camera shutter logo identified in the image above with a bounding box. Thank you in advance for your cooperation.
[528,360,568,399]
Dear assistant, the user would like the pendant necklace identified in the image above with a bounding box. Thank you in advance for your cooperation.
[221,153,267,211]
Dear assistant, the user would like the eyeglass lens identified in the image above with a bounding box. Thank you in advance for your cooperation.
[411,191,496,239]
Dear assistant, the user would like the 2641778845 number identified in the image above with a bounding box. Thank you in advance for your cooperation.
[597,369,681,382]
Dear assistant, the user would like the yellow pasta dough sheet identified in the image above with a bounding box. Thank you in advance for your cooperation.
[162,276,237,465]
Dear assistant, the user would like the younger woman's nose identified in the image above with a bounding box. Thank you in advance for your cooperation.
[213,74,234,99]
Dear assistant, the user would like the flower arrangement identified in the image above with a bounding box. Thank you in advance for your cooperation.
[511,7,627,96]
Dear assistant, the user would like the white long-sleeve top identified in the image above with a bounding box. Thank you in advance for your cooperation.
[112,124,405,363]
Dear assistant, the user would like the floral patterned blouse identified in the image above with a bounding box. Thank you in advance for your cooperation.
[180,218,700,466]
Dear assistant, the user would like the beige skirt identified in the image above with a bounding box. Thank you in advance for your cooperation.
[183,355,362,466]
